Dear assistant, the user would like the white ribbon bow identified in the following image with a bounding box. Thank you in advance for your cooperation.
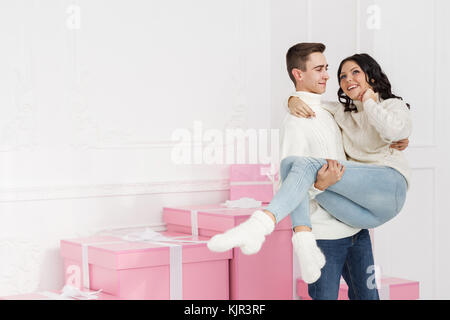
[222,197,262,208]
[40,286,102,300]
[61,285,103,300]
[122,228,174,242]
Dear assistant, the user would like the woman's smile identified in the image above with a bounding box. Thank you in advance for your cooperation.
[339,60,370,100]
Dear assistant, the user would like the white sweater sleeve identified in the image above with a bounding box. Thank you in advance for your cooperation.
[363,98,412,142]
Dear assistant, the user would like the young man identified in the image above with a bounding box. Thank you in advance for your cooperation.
[280,42,377,299]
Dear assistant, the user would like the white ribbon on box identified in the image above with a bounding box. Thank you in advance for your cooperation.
[187,201,266,237]
[223,197,262,209]
[39,286,103,300]
[190,210,199,237]
[81,228,207,300]
[80,239,124,291]
[260,164,280,194]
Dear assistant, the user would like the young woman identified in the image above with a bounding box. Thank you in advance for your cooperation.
[207,53,411,283]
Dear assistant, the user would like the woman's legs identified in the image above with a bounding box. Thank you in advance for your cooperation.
[268,156,313,230]
[207,155,407,283]
[266,156,407,229]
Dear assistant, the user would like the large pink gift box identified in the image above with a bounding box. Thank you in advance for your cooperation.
[60,231,231,300]
[297,277,420,300]
[162,204,293,300]
[229,164,278,203]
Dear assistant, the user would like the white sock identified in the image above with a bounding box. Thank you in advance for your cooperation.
[292,231,325,284]
[207,210,275,255]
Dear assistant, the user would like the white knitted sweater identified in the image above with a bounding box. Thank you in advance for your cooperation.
[321,95,412,187]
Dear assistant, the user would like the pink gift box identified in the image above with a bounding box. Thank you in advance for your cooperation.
[296,277,420,300]
[162,204,293,300]
[60,231,231,300]
[0,289,120,300]
[229,164,278,203]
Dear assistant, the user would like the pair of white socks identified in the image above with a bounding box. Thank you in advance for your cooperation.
[207,210,326,284]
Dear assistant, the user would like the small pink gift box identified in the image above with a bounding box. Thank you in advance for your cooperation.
[296,277,420,300]
[60,231,231,300]
[229,164,278,203]
[162,204,293,300]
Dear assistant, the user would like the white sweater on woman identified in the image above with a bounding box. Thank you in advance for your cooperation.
[282,91,412,239]
[321,95,412,187]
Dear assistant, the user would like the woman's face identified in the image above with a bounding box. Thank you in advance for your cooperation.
[339,60,371,101]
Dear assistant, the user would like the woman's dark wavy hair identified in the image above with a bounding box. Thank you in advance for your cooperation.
[337,53,410,112]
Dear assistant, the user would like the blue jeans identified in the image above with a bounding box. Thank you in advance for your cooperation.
[308,229,379,300]
[266,156,408,229]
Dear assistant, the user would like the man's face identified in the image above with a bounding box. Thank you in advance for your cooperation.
[297,52,329,94]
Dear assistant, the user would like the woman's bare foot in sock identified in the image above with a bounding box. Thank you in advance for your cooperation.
[207,210,275,254]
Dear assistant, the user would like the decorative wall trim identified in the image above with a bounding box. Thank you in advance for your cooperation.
[355,0,361,53]
[432,0,438,148]
[0,179,229,202]
[92,140,184,150]
[306,0,312,41]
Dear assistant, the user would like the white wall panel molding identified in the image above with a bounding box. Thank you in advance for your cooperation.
[0,179,229,203]
[306,0,312,41]
[355,0,361,52]
[372,0,436,148]
[374,167,436,298]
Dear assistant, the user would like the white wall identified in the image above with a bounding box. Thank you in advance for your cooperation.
[1,0,449,299]
[270,0,450,300]
[368,0,450,300]
[0,0,271,295]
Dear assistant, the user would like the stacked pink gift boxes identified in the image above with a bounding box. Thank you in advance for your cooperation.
[0,164,420,300]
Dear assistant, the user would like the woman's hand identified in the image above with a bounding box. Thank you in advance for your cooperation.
[314,159,345,191]
[288,96,316,118]
[390,138,409,151]
[361,88,377,102]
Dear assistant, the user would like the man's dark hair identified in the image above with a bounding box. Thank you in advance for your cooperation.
[286,42,326,85]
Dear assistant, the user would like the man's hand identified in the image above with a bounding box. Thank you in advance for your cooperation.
[314,159,345,191]
[288,96,316,118]
[390,138,409,151]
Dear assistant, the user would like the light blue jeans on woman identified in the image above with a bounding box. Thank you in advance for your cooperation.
[265,156,408,229]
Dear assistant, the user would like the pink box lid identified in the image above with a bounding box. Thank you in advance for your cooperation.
[162,204,292,233]
[60,231,232,270]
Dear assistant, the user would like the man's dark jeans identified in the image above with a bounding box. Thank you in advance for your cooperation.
[308,229,380,300]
